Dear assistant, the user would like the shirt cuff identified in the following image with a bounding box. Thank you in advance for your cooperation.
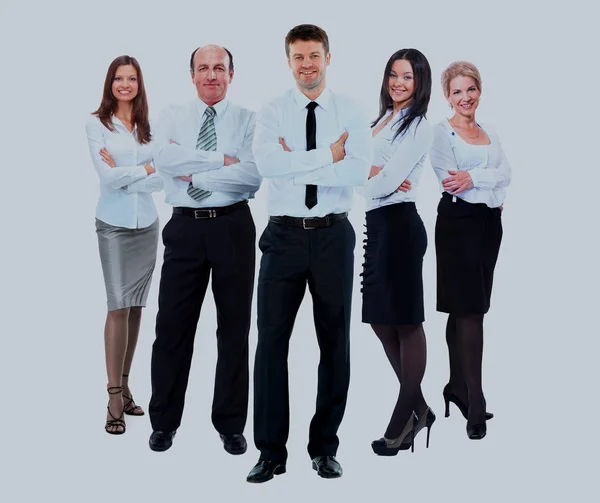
[191,172,208,190]
[199,151,225,171]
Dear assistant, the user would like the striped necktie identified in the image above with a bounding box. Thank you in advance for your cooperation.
[187,106,216,202]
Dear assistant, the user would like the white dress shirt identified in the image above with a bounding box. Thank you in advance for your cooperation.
[357,109,433,212]
[429,119,511,208]
[153,97,261,208]
[252,87,372,217]
[86,115,163,229]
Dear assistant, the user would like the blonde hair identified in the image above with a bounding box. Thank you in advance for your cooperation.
[441,61,482,98]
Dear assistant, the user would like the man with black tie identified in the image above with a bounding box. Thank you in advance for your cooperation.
[148,45,262,455]
[246,24,371,483]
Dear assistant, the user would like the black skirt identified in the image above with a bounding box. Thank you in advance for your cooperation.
[361,202,427,325]
[435,192,503,314]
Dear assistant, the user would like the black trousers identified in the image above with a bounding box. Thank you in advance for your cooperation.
[149,204,255,434]
[253,218,355,463]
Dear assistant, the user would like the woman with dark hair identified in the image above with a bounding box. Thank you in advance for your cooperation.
[358,48,435,455]
[430,61,511,440]
[85,55,163,435]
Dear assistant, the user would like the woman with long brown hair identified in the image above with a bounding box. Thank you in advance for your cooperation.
[85,55,163,435]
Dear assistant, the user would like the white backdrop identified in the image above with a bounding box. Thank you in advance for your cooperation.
[1,0,598,501]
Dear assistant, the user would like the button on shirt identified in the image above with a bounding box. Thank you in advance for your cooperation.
[153,98,261,208]
[429,119,511,208]
[357,108,433,211]
[86,115,163,229]
[252,87,372,217]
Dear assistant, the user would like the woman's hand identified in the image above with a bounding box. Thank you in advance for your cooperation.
[395,179,412,193]
[442,170,473,194]
[100,148,115,168]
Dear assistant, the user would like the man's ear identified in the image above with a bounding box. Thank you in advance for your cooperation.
[229,70,235,83]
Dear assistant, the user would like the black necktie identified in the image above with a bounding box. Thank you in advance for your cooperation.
[305,101,318,210]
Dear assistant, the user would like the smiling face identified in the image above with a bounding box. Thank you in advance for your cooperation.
[111,65,138,103]
[388,59,415,110]
[287,39,330,94]
[190,46,233,106]
[448,75,481,118]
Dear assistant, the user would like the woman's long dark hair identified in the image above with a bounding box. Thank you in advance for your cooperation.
[92,55,151,144]
[372,48,431,141]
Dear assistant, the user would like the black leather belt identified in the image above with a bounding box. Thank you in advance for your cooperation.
[173,200,247,219]
[269,212,348,229]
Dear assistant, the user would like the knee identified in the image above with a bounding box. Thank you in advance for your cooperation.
[108,307,130,322]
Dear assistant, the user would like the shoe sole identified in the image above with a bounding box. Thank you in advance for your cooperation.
[149,441,173,452]
[224,446,247,455]
[246,465,286,483]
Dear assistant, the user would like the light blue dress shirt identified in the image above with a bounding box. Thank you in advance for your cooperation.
[152,97,262,208]
[252,87,372,218]
[86,115,163,229]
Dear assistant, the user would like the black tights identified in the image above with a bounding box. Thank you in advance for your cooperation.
[446,313,486,424]
[371,324,428,439]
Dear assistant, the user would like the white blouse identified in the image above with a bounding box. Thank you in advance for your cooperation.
[357,108,433,212]
[86,115,163,228]
[429,119,511,208]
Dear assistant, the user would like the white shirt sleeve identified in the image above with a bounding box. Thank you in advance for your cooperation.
[85,117,147,189]
[469,127,512,189]
[125,173,165,193]
[429,122,457,184]
[360,119,433,199]
[153,106,225,177]
[252,100,334,178]
[292,106,372,187]
[192,112,263,194]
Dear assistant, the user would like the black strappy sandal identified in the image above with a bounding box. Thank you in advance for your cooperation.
[122,374,145,416]
[105,386,126,435]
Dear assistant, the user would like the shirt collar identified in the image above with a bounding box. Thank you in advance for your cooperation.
[292,86,332,111]
[195,97,229,118]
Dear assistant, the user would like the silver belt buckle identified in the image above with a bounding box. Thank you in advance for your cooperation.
[193,209,216,219]
[302,217,316,230]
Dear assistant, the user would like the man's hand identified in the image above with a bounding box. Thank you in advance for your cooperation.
[224,154,240,165]
[442,170,473,194]
[395,179,412,193]
[330,131,349,163]
[100,148,115,168]
[369,165,382,179]
[178,175,192,182]
[144,164,156,175]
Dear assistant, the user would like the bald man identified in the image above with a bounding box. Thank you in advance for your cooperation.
[148,45,262,454]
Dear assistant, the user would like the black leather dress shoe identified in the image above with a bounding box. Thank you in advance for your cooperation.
[312,455,343,479]
[149,430,176,452]
[246,459,286,483]
[219,433,247,455]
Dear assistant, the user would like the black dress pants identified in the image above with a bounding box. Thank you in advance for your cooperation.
[149,204,255,434]
[253,218,355,463]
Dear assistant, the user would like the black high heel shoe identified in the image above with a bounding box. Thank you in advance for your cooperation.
[401,407,436,449]
[105,386,126,435]
[467,423,487,440]
[443,385,494,421]
[122,373,145,416]
[371,412,418,456]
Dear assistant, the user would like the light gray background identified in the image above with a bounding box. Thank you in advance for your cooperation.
[1,0,598,501]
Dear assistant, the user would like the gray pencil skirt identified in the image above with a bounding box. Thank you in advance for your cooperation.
[95,218,159,311]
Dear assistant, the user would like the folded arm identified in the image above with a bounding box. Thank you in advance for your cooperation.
[360,119,432,198]
[192,114,262,194]
[153,107,225,177]
[252,101,334,178]
[292,107,372,187]
[125,173,164,193]
[469,134,512,189]
[86,118,147,189]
